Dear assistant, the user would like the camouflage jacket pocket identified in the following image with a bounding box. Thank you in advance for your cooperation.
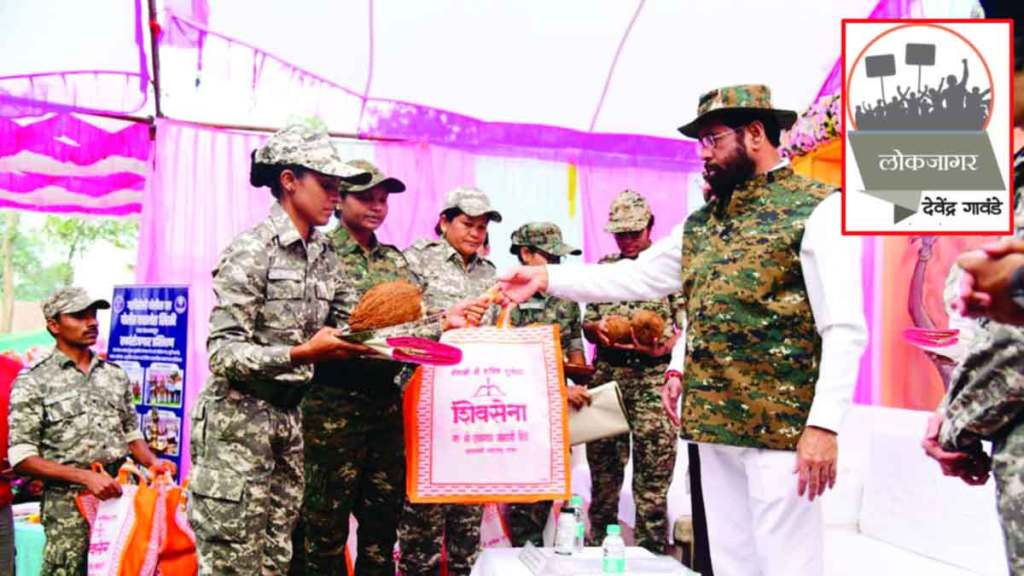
[43,391,85,423]
[263,275,307,332]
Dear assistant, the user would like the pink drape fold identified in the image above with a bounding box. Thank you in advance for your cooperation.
[136,119,270,477]
[371,141,476,248]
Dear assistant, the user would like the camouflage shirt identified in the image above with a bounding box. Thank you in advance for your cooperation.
[206,203,339,395]
[307,226,421,426]
[941,147,1024,450]
[8,348,142,471]
[584,253,680,367]
[509,292,584,356]
[403,238,497,313]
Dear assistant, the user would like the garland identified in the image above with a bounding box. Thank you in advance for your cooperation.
[780,92,841,159]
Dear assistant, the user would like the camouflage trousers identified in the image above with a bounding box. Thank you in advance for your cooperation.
[586,362,676,552]
[40,489,88,576]
[994,423,1024,575]
[398,502,483,576]
[291,422,405,575]
[507,502,551,548]
[187,383,304,575]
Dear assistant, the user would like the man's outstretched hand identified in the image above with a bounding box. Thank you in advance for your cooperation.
[495,266,549,305]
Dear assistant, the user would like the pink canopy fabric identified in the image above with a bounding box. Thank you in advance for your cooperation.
[0,114,150,215]
[0,0,150,117]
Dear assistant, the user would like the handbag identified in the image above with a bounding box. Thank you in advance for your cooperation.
[568,381,631,445]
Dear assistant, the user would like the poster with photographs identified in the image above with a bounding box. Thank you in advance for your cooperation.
[106,285,189,481]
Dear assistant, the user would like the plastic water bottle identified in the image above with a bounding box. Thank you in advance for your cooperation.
[601,524,626,573]
[570,495,585,553]
[554,503,577,555]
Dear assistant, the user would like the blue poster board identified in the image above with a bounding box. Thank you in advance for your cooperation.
[105,285,189,481]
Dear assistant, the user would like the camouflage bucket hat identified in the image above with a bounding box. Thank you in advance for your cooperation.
[254,124,371,184]
[340,159,406,193]
[509,222,581,257]
[677,84,797,138]
[443,186,503,222]
[604,189,652,233]
[42,286,110,319]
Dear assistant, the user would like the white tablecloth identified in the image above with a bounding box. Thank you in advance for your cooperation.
[470,546,698,576]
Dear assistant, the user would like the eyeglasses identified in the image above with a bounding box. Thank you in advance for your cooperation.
[698,128,742,150]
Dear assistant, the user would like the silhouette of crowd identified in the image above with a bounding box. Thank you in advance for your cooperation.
[856,59,991,131]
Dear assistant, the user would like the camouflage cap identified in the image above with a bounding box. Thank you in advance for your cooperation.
[254,124,371,184]
[604,189,652,233]
[509,222,581,257]
[443,186,503,222]
[42,286,110,319]
[340,159,406,194]
[677,84,797,138]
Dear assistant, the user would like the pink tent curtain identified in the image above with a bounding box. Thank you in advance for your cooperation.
[136,119,270,475]
[372,141,476,247]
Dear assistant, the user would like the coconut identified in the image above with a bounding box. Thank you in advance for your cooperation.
[631,310,665,346]
[603,315,633,344]
[349,280,424,332]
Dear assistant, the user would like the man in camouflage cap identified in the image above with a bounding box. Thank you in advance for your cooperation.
[189,123,375,575]
[676,84,797,139]
[582,190,682,554]
[505,222,590,547]
[496,84,866,575]
[9,286,172,576]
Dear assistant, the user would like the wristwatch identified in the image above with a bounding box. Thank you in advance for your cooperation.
[1011,265,1024,310]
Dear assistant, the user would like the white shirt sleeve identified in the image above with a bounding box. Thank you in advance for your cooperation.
[546,223,684,303]
[801,193,869,433]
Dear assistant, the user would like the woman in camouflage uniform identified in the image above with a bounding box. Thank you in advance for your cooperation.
[397,186,501,576]
[187,124,376,575]
[505,222,592,548]
[294,161,483,575]
[582,190,681,554]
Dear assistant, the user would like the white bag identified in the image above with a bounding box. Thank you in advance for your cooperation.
[568,381,631,445]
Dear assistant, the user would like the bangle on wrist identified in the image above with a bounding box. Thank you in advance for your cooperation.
[664,369,683,383]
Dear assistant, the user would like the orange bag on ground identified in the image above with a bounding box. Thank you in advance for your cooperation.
[76,463,161,576]
[155,476,197,575]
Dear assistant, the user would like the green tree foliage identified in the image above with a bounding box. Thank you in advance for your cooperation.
[0,212,138,332]
[43,216,138,282]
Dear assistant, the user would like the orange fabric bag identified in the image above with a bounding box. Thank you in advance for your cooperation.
[76,463,161,576]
